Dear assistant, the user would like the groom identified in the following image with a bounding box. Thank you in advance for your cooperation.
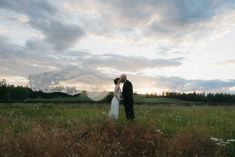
[120,74,135,120]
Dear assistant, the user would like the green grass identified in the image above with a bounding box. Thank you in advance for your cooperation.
[133,96,188,104]
[0,103,235,156]
[21,95,189,104]
[0,103,235,139]
[24,94,92,103]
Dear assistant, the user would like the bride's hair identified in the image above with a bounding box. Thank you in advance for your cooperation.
[114,78,120,85]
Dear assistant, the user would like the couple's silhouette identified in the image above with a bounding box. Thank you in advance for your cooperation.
[109,74,135,120]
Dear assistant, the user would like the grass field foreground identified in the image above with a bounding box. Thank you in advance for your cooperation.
[0,103,235,156]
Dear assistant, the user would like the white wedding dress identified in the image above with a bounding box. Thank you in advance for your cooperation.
[108,86,121,119]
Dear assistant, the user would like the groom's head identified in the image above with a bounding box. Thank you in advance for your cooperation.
[120,74,127,83]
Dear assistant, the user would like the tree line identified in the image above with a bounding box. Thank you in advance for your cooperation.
[0,79,75,101]
[145,91,235,103]
[1,79,235,103]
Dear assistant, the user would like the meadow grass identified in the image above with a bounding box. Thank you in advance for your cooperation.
[0,103,235,156]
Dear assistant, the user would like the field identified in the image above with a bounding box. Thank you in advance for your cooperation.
[22,95,188,104]
[0,103,235,157]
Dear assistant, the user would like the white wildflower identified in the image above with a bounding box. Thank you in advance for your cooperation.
[227,139,235,142]
[155,129,164,134]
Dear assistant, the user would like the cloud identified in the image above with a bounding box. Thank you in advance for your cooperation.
[155,76,235,93]
[1,32,233,93]
[217,59,235,65]
[42,50,183,73]
[0,0,56,17]
[0,35,25,58]
[0,56,58,77]
[29,19,85,51]
[27,50,184,93]
[0,0,85,51]
[25,48,234,94]
[79,53,183,71]
[107,0,235,28]
[1,0,235,94]
[2,0,235,52]
[118,75,235,93]
[0,35,60,76]
[66,0,235,42]
[0,34,184,83]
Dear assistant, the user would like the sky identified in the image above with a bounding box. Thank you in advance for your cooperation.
[0,0,235,94]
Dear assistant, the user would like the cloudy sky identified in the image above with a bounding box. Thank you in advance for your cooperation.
[0,0,235,94]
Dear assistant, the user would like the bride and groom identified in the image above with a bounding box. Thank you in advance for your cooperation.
[108,74,135,120]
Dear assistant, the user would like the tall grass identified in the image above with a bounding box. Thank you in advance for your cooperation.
[0,103,235,156]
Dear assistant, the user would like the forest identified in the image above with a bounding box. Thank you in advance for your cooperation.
[1,79,235,103]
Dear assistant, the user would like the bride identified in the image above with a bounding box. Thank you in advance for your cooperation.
[108,77,122,119]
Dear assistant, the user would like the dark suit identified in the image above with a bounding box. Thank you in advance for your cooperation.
[122,80,135,120]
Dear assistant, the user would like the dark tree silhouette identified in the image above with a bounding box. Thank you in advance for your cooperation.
[0,79,234,103]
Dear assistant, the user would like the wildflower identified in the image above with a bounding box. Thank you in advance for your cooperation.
[155,129,163,134]
[210,137,234,147]
[227,139,235,142]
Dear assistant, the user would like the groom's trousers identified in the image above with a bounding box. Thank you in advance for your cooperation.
[124,102,135,120]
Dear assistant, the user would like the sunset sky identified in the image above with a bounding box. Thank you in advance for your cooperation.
[0,0,235,94]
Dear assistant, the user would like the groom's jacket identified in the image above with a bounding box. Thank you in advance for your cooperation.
[122,80,134,104]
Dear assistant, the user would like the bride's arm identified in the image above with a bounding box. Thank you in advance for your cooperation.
[113,85,120,101]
